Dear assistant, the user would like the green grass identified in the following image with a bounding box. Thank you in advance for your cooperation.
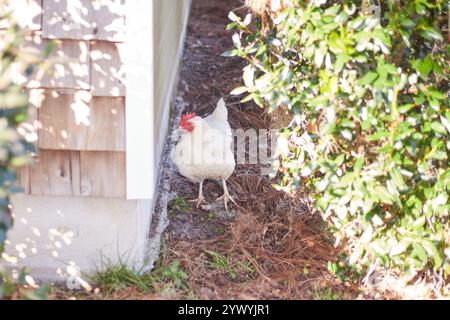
[169,196,191,218]
[312,284,342,300]
[90,253,191,296]
[90,255,151,294]
[206,250,255,281]
[161,260,189,289]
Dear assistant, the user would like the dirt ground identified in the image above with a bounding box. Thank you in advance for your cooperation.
[152,0,357,300]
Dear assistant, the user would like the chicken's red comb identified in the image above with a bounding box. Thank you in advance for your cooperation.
[180,112,196,125]
[179,112,196,132]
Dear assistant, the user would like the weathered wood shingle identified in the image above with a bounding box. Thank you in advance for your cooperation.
[80,151,126,197]
[38,91,126,151]
[42,0,125,42]
[29,150,81,196]
[19,36,91,90]
[15,0,128,198]
[90,41,126,96]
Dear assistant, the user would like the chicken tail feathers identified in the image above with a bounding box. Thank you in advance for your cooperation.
[209,98,228,122]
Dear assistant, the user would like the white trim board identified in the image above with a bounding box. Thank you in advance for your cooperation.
[125,0,191,200]
[125,0,155,200]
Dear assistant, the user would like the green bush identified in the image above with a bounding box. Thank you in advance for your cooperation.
[227,0,449,279]
[0,1,50,298]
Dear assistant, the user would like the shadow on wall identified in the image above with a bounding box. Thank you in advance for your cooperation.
[1,0,135,285]
[11,0,128,148]
[2,200,85,288]
[4,195,147,287]
[10,0,126,93]
[7,0,128,198]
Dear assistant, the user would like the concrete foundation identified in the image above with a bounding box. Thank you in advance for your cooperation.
[3,194,152,285]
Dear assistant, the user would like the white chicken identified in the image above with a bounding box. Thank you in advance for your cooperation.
[172,99,236,210]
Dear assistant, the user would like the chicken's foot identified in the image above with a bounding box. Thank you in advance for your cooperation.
[190,180,205,209]
[217,179,237,211]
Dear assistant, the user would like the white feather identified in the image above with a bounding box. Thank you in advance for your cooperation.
[172,99,235,183]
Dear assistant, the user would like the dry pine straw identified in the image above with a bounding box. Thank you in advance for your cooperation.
[167,172,356,299]
[161,0,357,300]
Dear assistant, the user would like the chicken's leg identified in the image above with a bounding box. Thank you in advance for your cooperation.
[191,180,205,208]
[217,179,237,211]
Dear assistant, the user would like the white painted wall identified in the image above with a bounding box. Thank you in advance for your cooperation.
[153,0,191,177]
[5,195,152,284]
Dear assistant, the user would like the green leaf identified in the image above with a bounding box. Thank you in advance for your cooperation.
[334,54,349,72]
[390,167,407,191]
[430,150,447,160]
[314,45,327,68]
[221,50,237,57]
[232,33,241,48]
[431,122,447,135]
[18,268,28,286]
[230,86,248,95]
[390,242,408,256]
[422,241,443,268]
[228,11,239,22]
[412,243,428,263]
[413,56,433,78]
[398,104,414,114]
[243,14,252,26]
[382,63,398,75]
[359,71,378,86]
[428,89,446,100]
[243,65,255,88]
[256,44,267,57]
[420,27,443,42]
[399,17,415,28]
[374,186,395,205]
[367,131,389,141]
[240,93,254,103]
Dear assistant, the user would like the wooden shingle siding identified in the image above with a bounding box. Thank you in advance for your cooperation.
[29,150,81,196]
[80,151,126,197]
[12,0,190,198]
[42,0,125,42]
[90,41,126,96]
[18,89,42,150]
[28,150,126,197]
[17,167,31,194]
[12,0,129,198]
[20,36,91,90]
[38,91,125,151]
[0,0,42,30]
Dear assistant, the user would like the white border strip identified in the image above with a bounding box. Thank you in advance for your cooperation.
[125,0,154,200]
